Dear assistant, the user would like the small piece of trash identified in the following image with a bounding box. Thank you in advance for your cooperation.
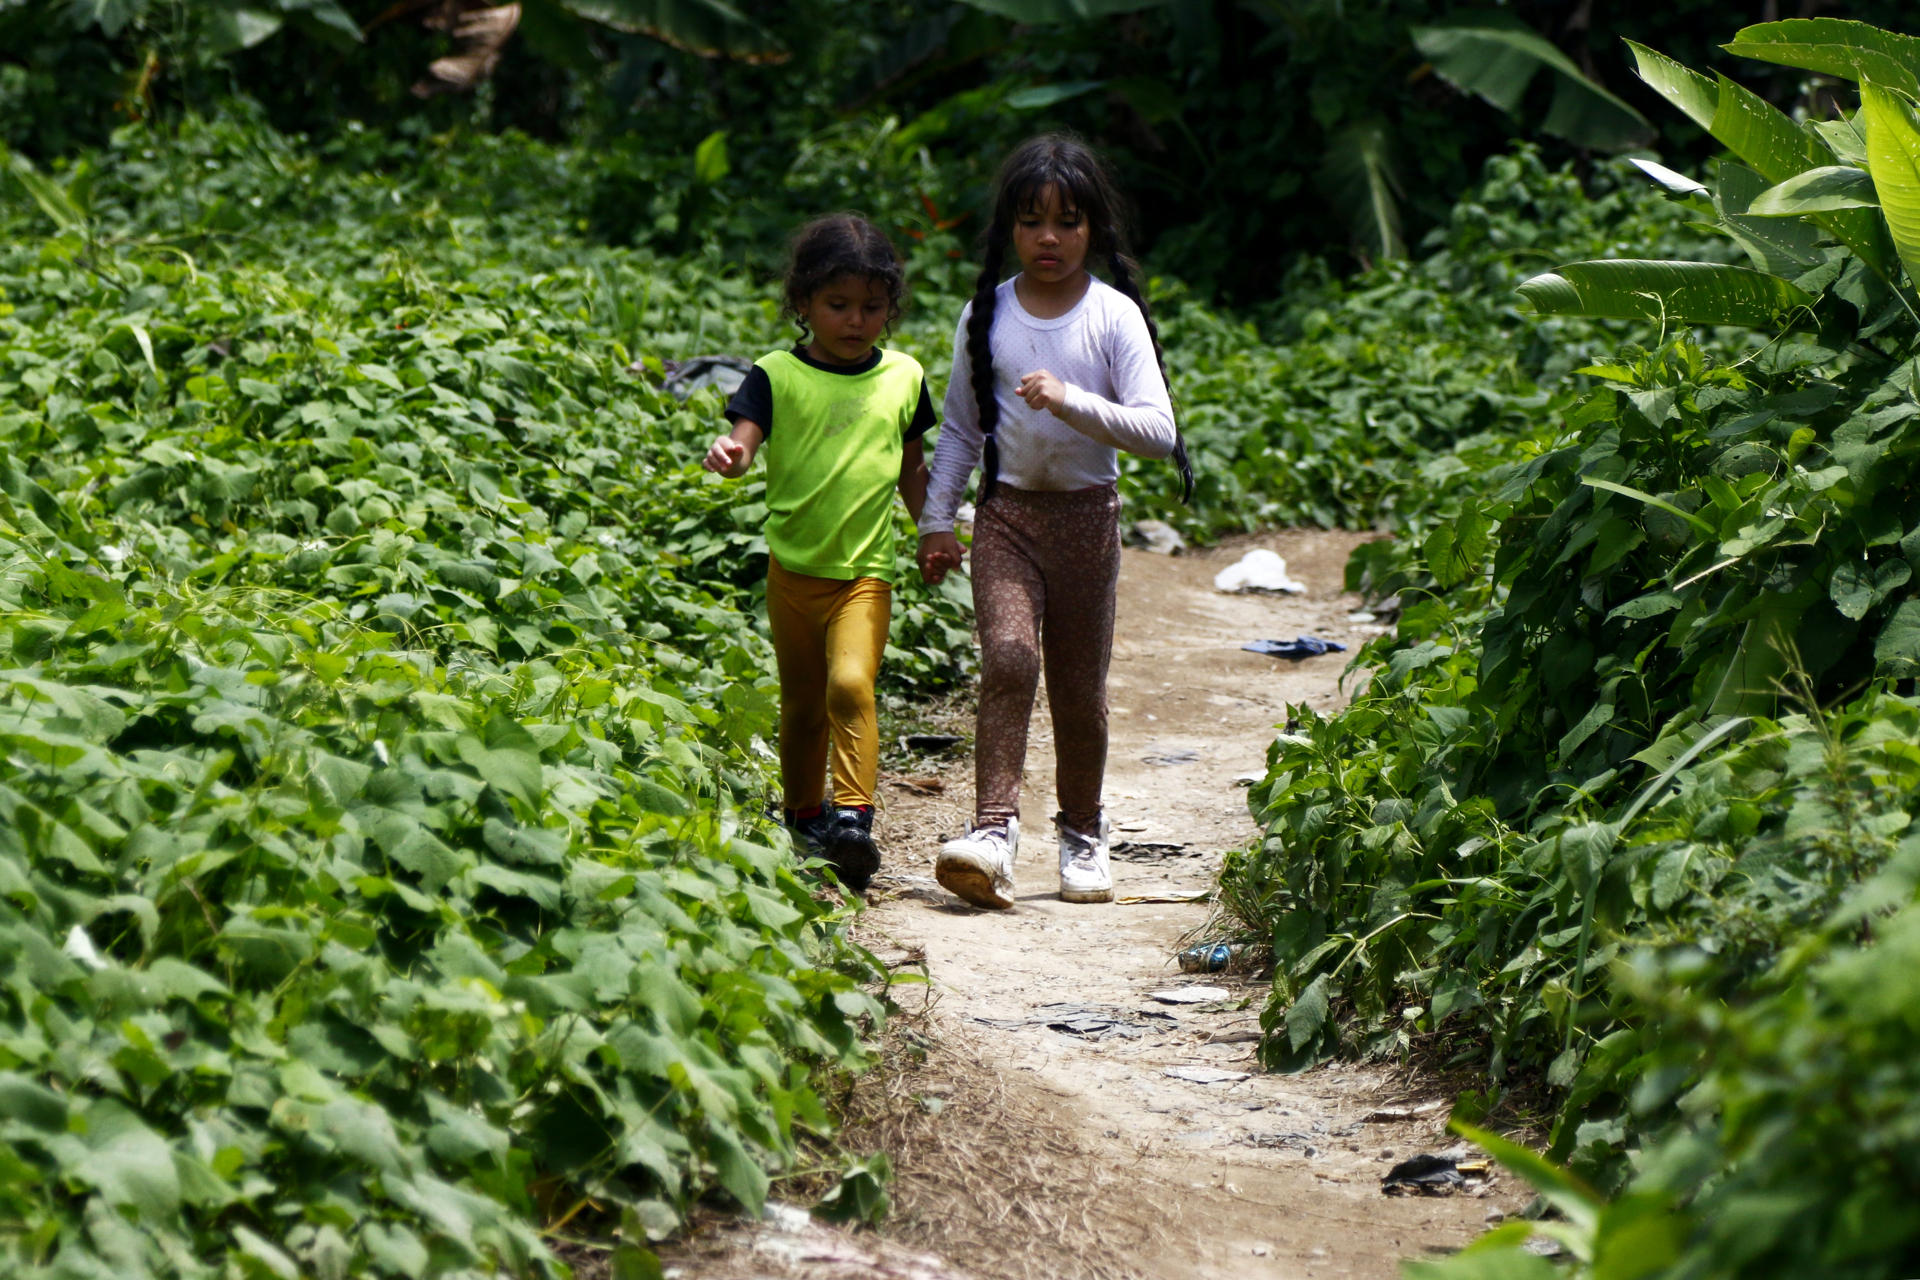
[1213,548,1306,594]
[761,1201,812,1232]
[1150,985,1232,1003]
[1125,519,1186,555]
[1110,840,1197,861]
[1164,1066,1250,1084]
[1381,1152,1493,1196]
[1243,636,1347,660]
[1118,890,1211,904]
[1141,749,1200,766]
[656,354,753,401]
[1362,1100,1448,1123]
[901,734,962,753]
[1347,610,1377,623]
[63,926,108,971]
[973,1002,1177,1041]
[1233,772,1263,786]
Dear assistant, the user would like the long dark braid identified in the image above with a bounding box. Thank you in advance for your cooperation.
[969,133,1190,507]
[1104,248,1192,503]
[966,232,1009,504]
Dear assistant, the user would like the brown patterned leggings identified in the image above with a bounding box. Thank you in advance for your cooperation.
[970,483,1121,834]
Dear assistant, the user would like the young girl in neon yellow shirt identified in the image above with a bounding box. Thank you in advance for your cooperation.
[702,214,934,893]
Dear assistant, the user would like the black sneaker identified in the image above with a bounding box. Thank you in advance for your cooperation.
[821,806,881,894]
[785,808,832,853]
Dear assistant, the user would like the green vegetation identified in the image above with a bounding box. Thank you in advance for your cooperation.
[0,97,1709,1273]
[10,2,1920,1276]
[18,0,1920,291]
[0,114,944,1278]
[1213,19,1920,1278]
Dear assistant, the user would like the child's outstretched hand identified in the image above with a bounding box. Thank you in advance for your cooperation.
[918,531,964,585]
[1016,369,1068,416]
[703,433,752,478]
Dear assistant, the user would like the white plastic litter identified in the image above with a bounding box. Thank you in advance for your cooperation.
[1213,549,1307,594]
[1164,1066,1252,1084]
[63,925,108,971]
[1151,985,1232,1004]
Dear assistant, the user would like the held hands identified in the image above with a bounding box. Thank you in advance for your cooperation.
[1016,369,1069,417]
[918,531,964,585]
[702,433,751,478]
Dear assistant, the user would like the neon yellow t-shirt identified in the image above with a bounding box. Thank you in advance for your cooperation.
[739,348,928,582]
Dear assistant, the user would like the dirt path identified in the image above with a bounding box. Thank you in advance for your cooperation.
[658,530,1514,1280]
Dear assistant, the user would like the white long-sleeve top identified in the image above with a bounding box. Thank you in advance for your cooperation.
[918,275,1176,536]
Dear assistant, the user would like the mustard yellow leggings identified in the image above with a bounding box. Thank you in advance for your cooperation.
[766,557,892,811]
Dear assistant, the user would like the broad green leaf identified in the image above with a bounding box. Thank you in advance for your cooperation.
[456,713,545,807]
[707,1125,769,1212]
[362,1223,429,1275]
[1814,115,1872,167]
[1518,260,1815,330]
[3,149,88,235]
[1591,1191,1689,1280]
[1319,119,1403,261]
[1405,1249,1561,1280]
[1006,80,1103,110]
[233,1226,300,1280]
[692,130,730,186]
[1831,557,1912,619]
[1748,165,1878,216]
[1632,43,1896,276]
[1710,72,1897,277]
[1627,42,1717,133]
[611,1245,668,1280]
[1875,599,1920,673]
[204,9,286,56]
[1725,19,1920,98]
[67,0,142,36]
[1860,81,1920,289]
[1714,160,1827,275]
[126,323,160,381]
[76,1104,180,1220]
[1453,1120,1602,1234]
[296,0,365,44]
[1285,972,1332,1052]
[1414,17,1651,151]
[0,1073,69,1131]
[1708,72,1829,185]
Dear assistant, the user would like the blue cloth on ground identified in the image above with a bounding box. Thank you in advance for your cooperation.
[1242,636,1347,659]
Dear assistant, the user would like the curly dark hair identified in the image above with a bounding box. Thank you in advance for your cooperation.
[966,134,1191,503]
[782,213,906,343]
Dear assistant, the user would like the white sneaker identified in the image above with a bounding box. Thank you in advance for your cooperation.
[1057,813,1113,903]
[936,817,1019,910]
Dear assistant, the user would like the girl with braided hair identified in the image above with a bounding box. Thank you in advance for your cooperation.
[918,133,1189,910]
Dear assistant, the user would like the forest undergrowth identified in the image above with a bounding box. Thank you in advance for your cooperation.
[0,47,1881,1274]
[1215,22,1920,1280]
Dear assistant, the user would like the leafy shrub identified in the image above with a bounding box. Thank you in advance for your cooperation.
[0,111,923,1278]
[1124,144,1706,536]
[1221,17,1920,1275]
